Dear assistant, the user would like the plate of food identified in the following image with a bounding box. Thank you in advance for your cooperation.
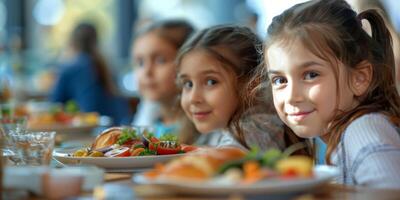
[53,127,196,170]
[132,147,339,196]
[26,101,100,134]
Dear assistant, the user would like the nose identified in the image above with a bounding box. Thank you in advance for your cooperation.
[142,61,154,77]
[188,85,204,104]
[286,80,304,105]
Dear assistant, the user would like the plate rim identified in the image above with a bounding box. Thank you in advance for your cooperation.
[132,165,339,195]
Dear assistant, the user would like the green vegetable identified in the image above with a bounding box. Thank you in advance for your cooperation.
[65,100,80,113]
[261,149,283,168]
[142,129,155,138]
[139,148,157,156]
[117,128,138,145]
[217,158,250,174]
[217,143,308,174]
[159,133,178,142]
[133,143,145,149]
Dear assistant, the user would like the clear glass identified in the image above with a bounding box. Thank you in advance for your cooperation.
[0,116,27,162]
[8,131,56,166]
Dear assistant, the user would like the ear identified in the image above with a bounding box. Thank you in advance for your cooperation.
[350,60,373,96]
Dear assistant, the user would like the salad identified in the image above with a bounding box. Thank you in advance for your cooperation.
[72,127,197,158]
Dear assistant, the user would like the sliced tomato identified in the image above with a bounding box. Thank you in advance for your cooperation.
[149,142,181,155]
[104,147,131,157]
[150,137,160,143]
[181,144,198,153]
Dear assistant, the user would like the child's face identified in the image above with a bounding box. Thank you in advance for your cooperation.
[266,40,359,138]
[133,32,178,102]
[179,50,239,134]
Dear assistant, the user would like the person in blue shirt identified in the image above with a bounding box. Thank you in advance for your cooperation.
[50,23,132,125]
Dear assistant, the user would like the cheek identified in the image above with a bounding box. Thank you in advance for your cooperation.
[180,92,190,112]
[272,90,285,112]
[309,84,336,118]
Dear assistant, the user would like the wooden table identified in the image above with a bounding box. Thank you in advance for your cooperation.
[101,173,400,200]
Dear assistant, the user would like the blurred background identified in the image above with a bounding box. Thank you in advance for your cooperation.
[0,0,399,109]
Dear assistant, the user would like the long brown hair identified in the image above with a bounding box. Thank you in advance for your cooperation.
[70,23,116,95]
[262,0,400,163]
[176,25,290,148]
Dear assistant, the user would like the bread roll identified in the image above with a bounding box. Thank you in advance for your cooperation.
[153,147,246,181]
[91,127,122,150]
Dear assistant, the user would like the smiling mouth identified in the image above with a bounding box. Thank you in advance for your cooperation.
[192,111,211,120]
[287,110,314,122]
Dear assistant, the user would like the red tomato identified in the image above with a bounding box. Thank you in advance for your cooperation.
[181,144,198,153]
[149,142,181,155]
[150,137,160,143]
[104,147,131,157]
[54,112,73,123]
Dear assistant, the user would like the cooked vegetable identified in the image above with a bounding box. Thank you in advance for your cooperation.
[116,128,138,145]
[104,147,131,157]
[149,141,181,155]
[159,133,178,142]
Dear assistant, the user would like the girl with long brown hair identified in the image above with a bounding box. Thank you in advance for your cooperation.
[261,0,400,188]
[176,25,289,151]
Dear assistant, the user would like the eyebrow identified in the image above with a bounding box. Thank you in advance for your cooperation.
[178,69,221,79]
[267,61,324,75]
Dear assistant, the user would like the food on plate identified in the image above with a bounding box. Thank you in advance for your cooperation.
[91,127,123,149]
[25,100,99,128]
[72,127,197,158]
[143,147,246,181]
[143,144,313,184]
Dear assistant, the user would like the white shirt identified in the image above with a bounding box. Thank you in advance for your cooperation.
[331,113,400,188]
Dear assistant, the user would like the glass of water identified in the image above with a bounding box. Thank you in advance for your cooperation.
[0,116,27,160]
[9,131,56,166]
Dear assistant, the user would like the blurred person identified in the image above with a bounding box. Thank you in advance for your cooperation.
[50,23,132,125]
[131,19,199,144]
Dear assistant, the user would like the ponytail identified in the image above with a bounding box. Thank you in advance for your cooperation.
[357,9,395,73]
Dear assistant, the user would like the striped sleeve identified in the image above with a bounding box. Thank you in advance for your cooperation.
[343,113,400,188]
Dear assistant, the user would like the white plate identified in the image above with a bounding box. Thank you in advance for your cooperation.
[53,149,183,170]
[132,165,339,196]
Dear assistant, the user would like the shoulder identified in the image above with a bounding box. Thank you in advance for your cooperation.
[343,113,400,146]
[342,113,400,163]
[59,54,93,73]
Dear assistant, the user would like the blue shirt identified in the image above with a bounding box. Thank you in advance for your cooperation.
[49,53,132,125]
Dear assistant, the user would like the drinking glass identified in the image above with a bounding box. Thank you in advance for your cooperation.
[0,116,27,161]
[8,131,56,166]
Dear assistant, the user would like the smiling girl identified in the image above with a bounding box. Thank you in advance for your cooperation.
[261,0,400,188]
[176,25,293,151]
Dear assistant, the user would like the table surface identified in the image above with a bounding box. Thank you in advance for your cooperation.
[100,173,400,200]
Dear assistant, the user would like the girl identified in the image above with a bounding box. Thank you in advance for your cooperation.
[131,19,198,143]
[176,25,293,151]
[262,0,400,188]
